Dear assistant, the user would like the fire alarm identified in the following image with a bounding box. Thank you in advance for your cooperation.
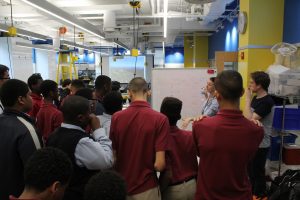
[207,69,215,74]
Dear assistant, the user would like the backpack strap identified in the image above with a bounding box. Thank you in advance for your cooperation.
[17,116,41,149]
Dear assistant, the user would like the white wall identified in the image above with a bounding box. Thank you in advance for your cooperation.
[0,37,33,82]
[36,49,49,79]
[0,38,14,77]
[48,51,57,81]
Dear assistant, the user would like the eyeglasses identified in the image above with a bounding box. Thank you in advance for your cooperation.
[0,77,10,80]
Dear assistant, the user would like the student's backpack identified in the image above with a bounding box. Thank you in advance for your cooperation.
[269,169,300,200]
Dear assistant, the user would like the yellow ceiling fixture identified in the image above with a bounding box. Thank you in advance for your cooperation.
[129,1,141,57]
[8,0,17,37]
[128,1,141,9]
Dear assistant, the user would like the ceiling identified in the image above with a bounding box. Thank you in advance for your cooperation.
[0,0,238,51]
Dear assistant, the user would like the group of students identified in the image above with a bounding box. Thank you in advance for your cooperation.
[0,62,275,200]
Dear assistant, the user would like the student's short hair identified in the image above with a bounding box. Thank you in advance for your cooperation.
[0,79,29,107]
[112,81,121,91]
[27,73,43,90]
[84,171,126,200]
[250,71,270,91]
[210,77,216,83]
[40,80,58,98]
[95,75,111,90]
[75,88,93,100]
[71,79,85,90]
[24,147,72,192]
[160,97,182,126]
[61,95,90,122]
[215,70,243,102]
[62,79,71,87]
[0,64,9,79]
[103,91,123,115]
[128,77,148,93]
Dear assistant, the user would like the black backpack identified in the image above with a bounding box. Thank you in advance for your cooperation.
[269,169,300,200]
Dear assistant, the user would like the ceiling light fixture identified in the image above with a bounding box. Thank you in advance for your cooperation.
[61,40,109,55]
[16,41,57,52]
[163,0,168,38]
[20,0,105,39]
[17,33,47,41]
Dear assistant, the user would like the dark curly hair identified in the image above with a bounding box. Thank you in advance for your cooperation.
[84,170,126,200]
[24,147,72,192]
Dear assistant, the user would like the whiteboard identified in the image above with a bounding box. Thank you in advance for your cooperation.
[151,68,216,129]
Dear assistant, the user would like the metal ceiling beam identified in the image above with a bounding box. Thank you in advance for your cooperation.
[16,41,57,52]
[60,39,109,55]
[20,0,105,39]
[113,39,130,51]
[0,23,50,40]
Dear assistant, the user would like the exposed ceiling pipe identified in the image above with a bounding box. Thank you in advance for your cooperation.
[79,13,228,20]
[157,0,160,13]
[201,0,235,24]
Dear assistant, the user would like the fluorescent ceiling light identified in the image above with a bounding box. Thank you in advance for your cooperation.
[16,42,57,52]
[17,33,47,41]
[163,0,168,38]
[61,40,109,55]
[20,0,105,39]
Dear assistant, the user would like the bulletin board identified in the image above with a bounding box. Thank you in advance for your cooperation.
[151,68,216,129]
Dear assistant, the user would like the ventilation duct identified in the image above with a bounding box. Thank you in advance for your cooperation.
[202,0,235,24]
[103,11,116,32]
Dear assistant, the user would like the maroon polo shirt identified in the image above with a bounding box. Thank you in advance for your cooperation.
[36,102,63,141]
[110,100,170,195]
[192,109,263,200]
[27,93,43,119]
[168,126,198,184]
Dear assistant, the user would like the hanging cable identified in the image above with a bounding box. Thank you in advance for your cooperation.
[4,20,12,74]
[132,5,136,48]
[134,56,137,78]
[10,0,13,26]
[73,25,76,51]
[134,8,140,78]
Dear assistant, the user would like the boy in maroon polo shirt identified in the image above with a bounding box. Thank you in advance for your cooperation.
[36,80,63,143]
[27,73,43,119]
[110,77,169,200]
[160,97,198,200]
[192,70,263,200]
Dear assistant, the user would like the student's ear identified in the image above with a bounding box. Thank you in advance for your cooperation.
[214,91,221,101]
[127,90,132,98]
[147,90,151,97]
[49,181,61,193]
[18,96,26,106]
[77,114,85,123]
[240,88,245,97]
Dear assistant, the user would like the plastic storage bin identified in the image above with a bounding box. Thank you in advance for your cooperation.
[268,65,300,96]
[283,144,300,165]
[272,107,300,131]
[268,134,297,161]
